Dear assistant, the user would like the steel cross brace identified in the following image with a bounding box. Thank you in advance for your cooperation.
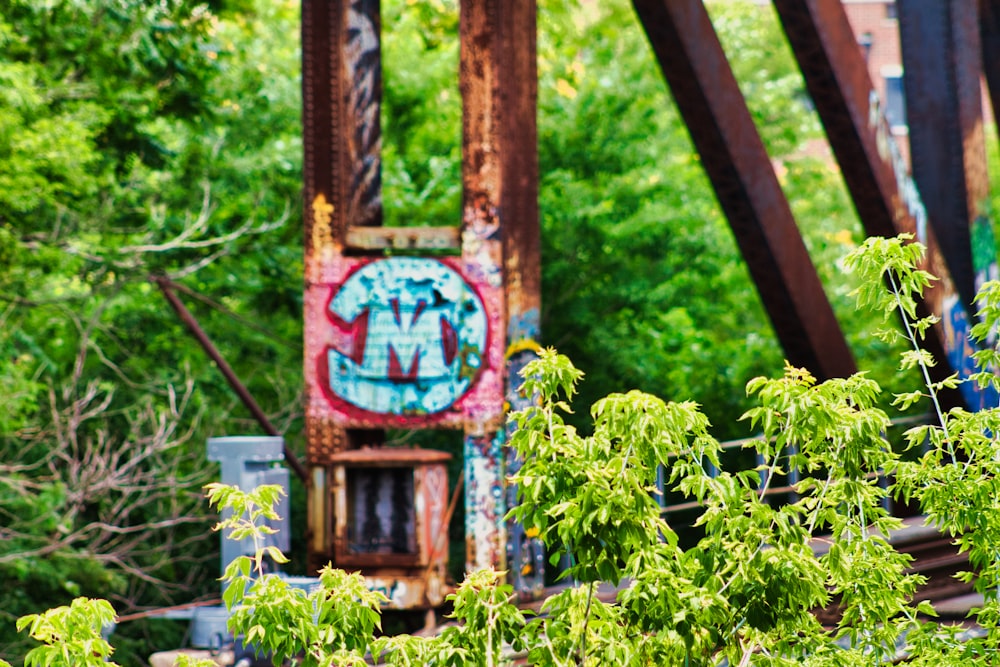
[632,0,857,381]
[898,0,993,311]
[981,0,1000,144]
[772,0,997,410]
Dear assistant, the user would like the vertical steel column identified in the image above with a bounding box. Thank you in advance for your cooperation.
[302,0,382,569]
[898,0,991,309]
[497,0,545,598]
[631,0,857,381]
[772,0,995,409]
[460,0,508,577]
[980,0,1000,147]
[459,0,541,581]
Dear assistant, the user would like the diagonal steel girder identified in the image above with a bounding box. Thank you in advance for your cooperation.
[899,0,991,311]
[631,0,857,381]
[771,0,993,409]
[981,0,1000,138]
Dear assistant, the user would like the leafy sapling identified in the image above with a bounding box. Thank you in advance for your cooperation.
[846,234,1000,660]
[206,482,387,666]
[14,597,118,667]
[204,482,290,604]
[844,234,955,434]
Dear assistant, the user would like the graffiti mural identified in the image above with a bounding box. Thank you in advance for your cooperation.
[326,259,486,413]
[305,257,504,429]
[972,216,1000,294]
[504,336,546,596]
[464,430,505,572]
[942,294,1000,411]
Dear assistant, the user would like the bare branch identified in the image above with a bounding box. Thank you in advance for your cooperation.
[1,343,217,611]
[118,183,290,254]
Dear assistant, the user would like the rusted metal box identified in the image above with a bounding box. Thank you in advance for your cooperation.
[328,446,452,608]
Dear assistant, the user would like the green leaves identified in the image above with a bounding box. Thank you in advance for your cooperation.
[509,350,683,585]
[844,234,937,324]
[442,568,527,666]
[16,598,118,667]
[208,483,388,666]
[13,230,1000,665]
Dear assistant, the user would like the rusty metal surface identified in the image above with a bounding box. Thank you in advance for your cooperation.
[309,466,329,563]
[345,226,461,251]
[981,0,1000,137]
[303,0,526,589]
[303,0,383,462]
[459,0,509,578]
[327,446,452,465]
[898,0,990,310]
[154,277,309,483]
[496,0,546,599]
[771,0,998,410]
[459,0,544,588]
[631,0,856,382]
[301,0,381,251]
[330,459,451,607]
[498,0,542,334]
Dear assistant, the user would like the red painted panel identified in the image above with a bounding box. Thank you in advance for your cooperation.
[305,256,504,429]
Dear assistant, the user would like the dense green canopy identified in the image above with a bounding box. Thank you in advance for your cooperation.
[4,0,989,662]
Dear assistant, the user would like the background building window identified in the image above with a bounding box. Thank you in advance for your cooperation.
[858,31,874,62]
[882,66,907,131]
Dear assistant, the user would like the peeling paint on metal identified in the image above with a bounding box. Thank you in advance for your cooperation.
[305,257,504,429]
[504,336,546,596]
[942,293,1000,410]
[464,429,506,573]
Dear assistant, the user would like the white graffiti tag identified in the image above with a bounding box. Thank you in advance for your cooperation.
[327,258,488,415]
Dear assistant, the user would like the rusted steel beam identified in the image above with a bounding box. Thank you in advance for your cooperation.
[981,0,1000,137]
[302,0,381,251]
[153,277,309,483]
[460,0,544,589]
[496,0,546,599]
[631,0,857,381]
[771,0,997,410]
[344,226,461,251]
[898,0,991,310]
[460,0,510,578]
[302,0,382,464]
[498,1,542,336]
[302,0,383,574]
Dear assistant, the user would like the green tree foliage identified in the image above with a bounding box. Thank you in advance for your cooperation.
[0,0,970,662]
[12,235,1000,665]
[535,0,913,435]
[0,0,303,659]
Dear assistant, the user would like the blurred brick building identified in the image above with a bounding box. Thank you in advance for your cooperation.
[841,0,995,165]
